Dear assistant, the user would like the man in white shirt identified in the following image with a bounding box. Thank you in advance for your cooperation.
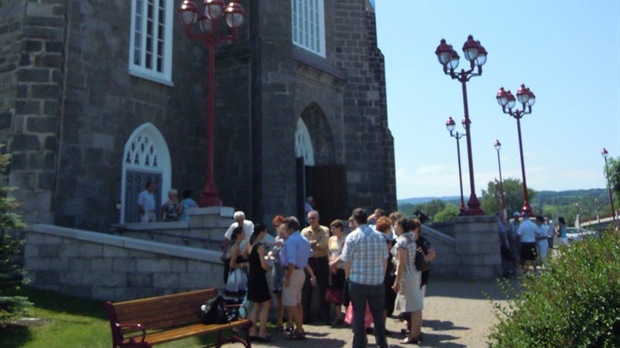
[545,216,556,251]
[138,181,156,223]
[517,213,539,274]
[221,211,254,283]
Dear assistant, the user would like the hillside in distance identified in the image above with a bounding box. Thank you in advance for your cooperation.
[398,196,461,205]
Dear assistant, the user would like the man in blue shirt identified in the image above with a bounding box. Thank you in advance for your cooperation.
[342,208,389,348]
[282,216,312,340]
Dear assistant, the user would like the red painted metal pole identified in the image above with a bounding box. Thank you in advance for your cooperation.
[461,79,484,215]
[199,38,222,207]
[456,134,465,212]
[515,115,531,215]
[496,147,506,217]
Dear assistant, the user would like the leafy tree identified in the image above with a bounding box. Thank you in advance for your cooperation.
[604,156,620,206]
[0,150,30,323]
[481,178,536,216]
[433,204,460,222]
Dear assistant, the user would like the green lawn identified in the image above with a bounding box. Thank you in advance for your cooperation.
[1,287,232,348]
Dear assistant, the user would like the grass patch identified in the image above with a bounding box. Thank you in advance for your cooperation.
[0,286,243,348]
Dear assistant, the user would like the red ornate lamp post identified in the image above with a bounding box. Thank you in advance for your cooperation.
[445,116,467,213]
[496,85,535,216]
[601,148,616,221]
[494,139,506,219]
[435,35,487,215]
[178,0,246,207]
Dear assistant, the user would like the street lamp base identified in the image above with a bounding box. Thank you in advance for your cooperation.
[465,193,485,216]
[199,181,222,207]
[521,201,533,217]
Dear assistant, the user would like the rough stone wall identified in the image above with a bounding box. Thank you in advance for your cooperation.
[333,1,397,213]
[24,224,222,301]
[0,0,26,144]
[52,0,207,231]
[3,0,66,225]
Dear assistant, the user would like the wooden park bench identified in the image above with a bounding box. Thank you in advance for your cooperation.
[104,288,252,348]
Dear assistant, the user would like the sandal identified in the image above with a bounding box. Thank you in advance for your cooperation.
[331,317,344,327]
[255,335,273,342]
[400,334,423,344]
[287,330,306,340]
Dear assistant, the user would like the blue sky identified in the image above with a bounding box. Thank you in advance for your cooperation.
[375,1,620,199]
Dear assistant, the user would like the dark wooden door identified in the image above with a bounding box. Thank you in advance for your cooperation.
[124,171,162,223]
[296,157,307,224]
[305,165,348,226]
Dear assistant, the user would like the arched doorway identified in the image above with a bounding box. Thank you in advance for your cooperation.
[295,106,347,225]
[120,123,171,224]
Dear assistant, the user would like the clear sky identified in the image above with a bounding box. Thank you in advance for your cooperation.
[375,1,620,200]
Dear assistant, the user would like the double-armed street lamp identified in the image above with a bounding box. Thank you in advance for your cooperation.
[496,84,536,216]
[178,0,246,207]
[445,117,467,213]
[601,148,616,221]
[494,140,506,219]
[435,35,488,215]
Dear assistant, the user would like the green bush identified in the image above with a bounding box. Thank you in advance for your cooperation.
[488,232,620,347]
[0,149,29,323]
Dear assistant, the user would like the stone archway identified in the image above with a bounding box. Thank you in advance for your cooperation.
[300,102,336,165]
[120,123,171,224]
[295,118,315,166]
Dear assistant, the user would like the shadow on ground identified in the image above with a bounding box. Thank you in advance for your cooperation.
[426,277,521,301]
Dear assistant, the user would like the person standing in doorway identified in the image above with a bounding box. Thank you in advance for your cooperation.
[301,210,330,324]
[138,181,156,223]
[341,208,389,348]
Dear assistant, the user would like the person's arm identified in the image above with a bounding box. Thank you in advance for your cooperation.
[314,228,329,253]
[138,194,145,216]
[344,261,351,280]
[258,244,270,272]
[221,238,230,261]
[304,264,317,286]
[284,263,294,288]
[392,247,406,292]
[426,247,436,261]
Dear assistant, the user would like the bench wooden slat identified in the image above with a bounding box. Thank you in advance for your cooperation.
[106,287,252,348]
[137,320,250,345]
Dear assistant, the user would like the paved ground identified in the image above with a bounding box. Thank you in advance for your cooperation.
[231,277,512,348]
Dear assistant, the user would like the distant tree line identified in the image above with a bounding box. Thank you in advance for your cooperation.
[398,178,612,227]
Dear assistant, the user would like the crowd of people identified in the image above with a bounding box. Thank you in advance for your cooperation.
[498,211,569,277]
[217,206,435,347]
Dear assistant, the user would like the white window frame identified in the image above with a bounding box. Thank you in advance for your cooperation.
[292,0,326,58]
[120,123,171,224]
[129,0,174,86]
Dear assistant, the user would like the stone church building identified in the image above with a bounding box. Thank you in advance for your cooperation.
[0,0,396,231]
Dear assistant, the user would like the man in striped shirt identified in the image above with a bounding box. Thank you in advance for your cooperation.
[341,208,389,348]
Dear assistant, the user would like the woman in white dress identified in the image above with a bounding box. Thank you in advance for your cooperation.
[392,218,423,344]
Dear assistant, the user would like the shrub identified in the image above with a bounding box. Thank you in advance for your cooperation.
[0,150,30,323]
[488,232,620,347]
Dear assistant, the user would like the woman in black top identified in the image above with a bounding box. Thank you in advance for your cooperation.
[246,224,272,342]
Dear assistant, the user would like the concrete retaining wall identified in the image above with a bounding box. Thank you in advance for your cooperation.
[24,224,224,302]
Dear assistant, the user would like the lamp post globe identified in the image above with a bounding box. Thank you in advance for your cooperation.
[496,84,535,216]
[436,35,486,215]
[446,117,466,213]
[178,0,246,207]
